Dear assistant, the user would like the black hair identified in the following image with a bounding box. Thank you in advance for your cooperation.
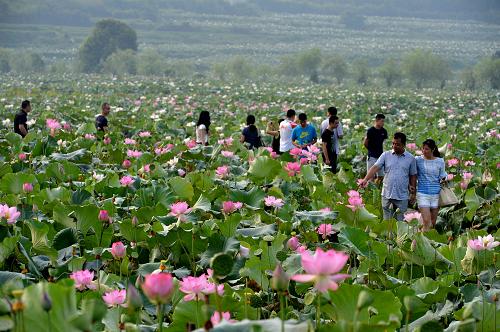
[21,100,30,110]
[375,113,385,120]
[246,114,257,133]
[393,132,407,145]
[197,110,211,131]
[286,109,296,118]
[329,115,339,124]
[327,106,338,116]
[422,139,441,157]
[278,118,284,124]
[298,113,307,122]
[102,102,110,108]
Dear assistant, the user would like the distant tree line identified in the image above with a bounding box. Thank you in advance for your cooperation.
[1,18,499,91]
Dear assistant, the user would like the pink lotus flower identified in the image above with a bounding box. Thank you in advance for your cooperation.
[211,311,235,326]
[289,147,304,157]
[317,224,334,240]
[103,137,111,145]
[70,270,96,290]
[404,211,422,222]
[300,157,309,165]
[168,202,192,221]
[307,145,321,155]
[222,201,243,214]
[346,190,364,212]
[122,159,132,168]
[120,175,134,187]
[18,153,27,161]
[320,207,331,212]
[124,138,136,145]
[284,162,301,176]
[264,196,284,209]
[178,169,186,177]
[142,273,174,304]
[291,248,350,293]
[0,204,21,225]
[111,241,126,259]
[138,131,151,137]
[46,118,61,130]
[447,174,455,181]
[84,134,95,140]
[155,144,174,155]
[186,140,197,149]
[221,150,234,158]
[127,150,142,158]
[23,183,33,193]
[462,172,473,180]
[447,158,459,167]
[467,235,500,251]
[179,274,223,301]
[216,165,230,179]
[63,122,71,130]
[287,236,300,251]
[98,210,109,222]
[347,190,361,198]
[460,181,468,190]
[102,289,126,307]
[406,143,417,150]
[464,160,475,167]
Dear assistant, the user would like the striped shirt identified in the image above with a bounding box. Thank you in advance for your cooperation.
[374,150,417,200]
[416,157,447,195]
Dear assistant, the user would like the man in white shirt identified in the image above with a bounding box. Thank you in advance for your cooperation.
[279,109,297,153]
[320,106,343,155]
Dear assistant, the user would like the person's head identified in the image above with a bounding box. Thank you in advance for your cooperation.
[197,110,211,129]
[422,139,441,158]
[246,114,257,132]
[298,113,307,127]
[327,106,337,117]
[102,102,110,116]
[375,113,385,128]
[21,100,31,113]
[392,132,406,154]
[286,109,296,121]
[328,115,339,129]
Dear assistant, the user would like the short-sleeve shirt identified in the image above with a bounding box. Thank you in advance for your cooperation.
[320,118,343,154]
[279,119,297,152]
[416,157,447,195]
[374,150,417,200]
[14,110,28,137]
[321,128,335,160]
[95,114,108,131]
[291,124,317,146]
[242,126,262,149]
[196,124,208,144]
[366,126,388,158]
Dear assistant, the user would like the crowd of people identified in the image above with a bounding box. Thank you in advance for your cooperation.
[13,101,448,231]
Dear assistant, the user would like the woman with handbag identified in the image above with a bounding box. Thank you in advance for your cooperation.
[416,139,448,231]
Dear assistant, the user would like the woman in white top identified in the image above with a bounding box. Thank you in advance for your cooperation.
[196,110,211,145]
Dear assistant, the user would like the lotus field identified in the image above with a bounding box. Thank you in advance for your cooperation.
[0,74,499,332]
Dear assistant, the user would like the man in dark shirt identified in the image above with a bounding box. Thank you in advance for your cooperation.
[321,115,339,173]
[14,100,31,137]
[95,102,110,131]
[364,113,388,181]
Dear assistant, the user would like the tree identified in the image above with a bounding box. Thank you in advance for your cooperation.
[227,56,253,80]
[378,58,402,87]
[461,67,477,90]
[103,49,137,75]
[10,52,45,72]
[402,49,451,88]
[297,48,322,82]
[352,59,370,86]
[0,48,11,73]
[321,55,348,84]
[475,57,500,89]
[138,49,166,76]
[77,19,137,73]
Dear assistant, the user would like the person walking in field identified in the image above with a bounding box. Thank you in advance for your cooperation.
[416,139,447,231]
[359,132,417,221]
[279,109,297,153]
[266,118,283,153]
[364,113,388,182]
[321,115,339,173]
[320,106,344,162]
[14,100,31,138]
[292,113,317,149]
[196,110,211,146]
[96,102,111,132]
[240,114,263,149]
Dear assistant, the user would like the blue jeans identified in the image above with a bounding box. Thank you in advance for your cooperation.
[382,197,408,221]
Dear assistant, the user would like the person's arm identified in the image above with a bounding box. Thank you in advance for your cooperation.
[363,136,369,149]
[359,164,381,187]
[19,125,28,136]
[322,142,330,165]
[240,134,245,143]
[337,123,344,139]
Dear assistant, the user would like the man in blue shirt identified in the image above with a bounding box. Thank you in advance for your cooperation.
[359,132,417,221]
[292,113,317,148]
